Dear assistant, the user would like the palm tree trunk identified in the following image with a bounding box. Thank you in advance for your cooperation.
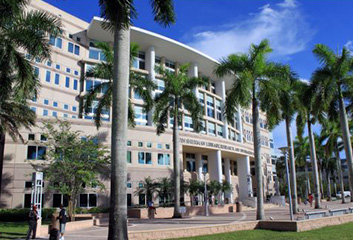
[285,117,298,214]
[327,172,332,201]
[319,168,324,199]
[253,91,264,220]
[335,147,346,203]
[305,164,310,199]
[0,133,5,200]
[108,25,130,240]
[307,118,321,208]
[173,103,181,218]
[337,88,353,202]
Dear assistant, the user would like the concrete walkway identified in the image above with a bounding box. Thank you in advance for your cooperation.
[56,200,353,240]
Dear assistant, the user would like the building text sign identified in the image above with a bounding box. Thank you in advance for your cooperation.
[180,137,253,155]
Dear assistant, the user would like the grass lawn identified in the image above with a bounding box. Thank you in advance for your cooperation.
[0,222,28,239]
[179,221,353,240]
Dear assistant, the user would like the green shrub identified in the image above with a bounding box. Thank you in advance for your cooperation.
[74,207,109,214]
[0,208,56,222]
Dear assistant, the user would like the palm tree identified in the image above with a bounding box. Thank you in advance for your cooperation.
[188,180,203,206]
[214,39,284,220]
[296,81,322,208]
[156,177,173,207]
[208,180,222,205]
[153,63,208,218]
[320,120,346,203]
[294,136,311,199]
[0,0,62,198]
[134,177,158,206]
[98,1,175,238]
[83,42,156,128]
[311,44,353,202]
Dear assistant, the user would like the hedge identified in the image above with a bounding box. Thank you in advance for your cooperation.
[0,208,56,222]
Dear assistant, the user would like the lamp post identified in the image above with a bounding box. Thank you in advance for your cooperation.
[202,171,209,216]
[279,147,294,221]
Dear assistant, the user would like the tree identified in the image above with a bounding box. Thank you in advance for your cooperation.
[188,180,203,206]
[31,120,110,220]
[294,136,311,199]
[208,180,222,205]
[134,177,158,206]
[0,0,62,199]
[98,1,175,238]
[83,42,156,128]
[320,120,346,203]
[156,177,173,207]
[221,180,233,204]
[153,63,208,218]
[215,39,284,220]
[296,81,322,208]
[311,44,353,202]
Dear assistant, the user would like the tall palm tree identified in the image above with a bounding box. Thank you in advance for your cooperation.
[153,63,208,218]
[98,1,175,238]
[296,81,322,208]
[0,0,62,198]
[156,177,173,207]
[294,136,311,199]
[83,42,156,128]
[311,44,353,202]
[320,120,346,203]
[215,39,284,220]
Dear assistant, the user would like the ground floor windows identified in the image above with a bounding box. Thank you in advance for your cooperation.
[139,194,145,205]
[53,194,69,208]
[127,194,132,206]
[186,153,196,172]
[79,194,97,208]
[24,194,45,208]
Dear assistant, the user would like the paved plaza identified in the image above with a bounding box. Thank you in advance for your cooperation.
[57,200,353,240]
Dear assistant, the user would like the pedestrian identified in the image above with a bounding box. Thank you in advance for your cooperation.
[195,196,199,206]
[26,205,39,240]
[308,193,314,207]
[57,204,67,240]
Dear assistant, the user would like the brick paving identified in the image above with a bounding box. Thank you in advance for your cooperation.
[52,200,353,240]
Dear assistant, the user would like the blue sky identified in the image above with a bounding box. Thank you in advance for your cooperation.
[43,0,353,152]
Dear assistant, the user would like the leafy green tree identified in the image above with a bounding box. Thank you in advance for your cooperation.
[153,63,208,218]
[294,136,311,199]
[156,177,173,207]
[31,120,110,220]
[221,180,233,204]
[296,81,322,208]
[83,42,156,128]
[311,44,353,202]
[187,180,204,206]
[215,39,284,220]
[0,0,62,198]
[320,120,346,203]
[134,177,158,206]
[98,0,175,237]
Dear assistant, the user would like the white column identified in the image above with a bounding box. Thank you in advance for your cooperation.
[146,46,155,126]
[215,80,228,139]
[209,150,222,183]
[238,156,253,201]
[196,153,203,181]
[224,158,233,203]
[189,62,199,97]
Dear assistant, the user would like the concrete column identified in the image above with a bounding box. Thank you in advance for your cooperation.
[209,150,222,183]
[224,158,233,203]
[146,46,155,126]
[215,80,228,139]
[196,153,203,181]
[238,156,253,201]
[189,62,199,98]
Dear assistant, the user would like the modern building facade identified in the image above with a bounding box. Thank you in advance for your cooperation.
[1,0,275,209]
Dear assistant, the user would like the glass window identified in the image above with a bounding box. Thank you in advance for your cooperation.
[56,38,62,48]
[53,101,58,107]
[52,111,57,117]
[30,106,36,113]
[147,142,152,148]
[184,116,193,130]
[49,35,62,49]
[65,77,70,88]
[34,67,39,77]
[43,109,48,116]
[66,68,71,73]
[73,79,78,90]
[208,122,216,136]
[217,125,223,137]
[146,152,152,164]
[166,144,170,150]
[27,146,46,160]
[74,45,80,55]
[56,64,60,70]
[127,182,132,188]
[46,71,51,82]
[157,143,162,149]
[86,80,93,91]
[40,135,47,141]
[63,113,68,118]
[138,142,143,147]
[207,96,214,107]
[80,194,88,207]
[72,106,77,112]
[68,42,74,53]
[47,61,52,67]
[138,152,152,164]
[89,49,99,60]
[28,134,35,141]
[158,153,170,165]
[202,155,208,172]
[74,70,79,76]
[138,152,145,164]
[55,73,60,85]
[127,151,131,163]
[139,194,145,205]
[127,141,131,146]
[44,99,49,105]
[64,104,69,110]
[134,105,148,125]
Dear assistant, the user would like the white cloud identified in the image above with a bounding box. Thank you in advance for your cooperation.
[186,0,314,60]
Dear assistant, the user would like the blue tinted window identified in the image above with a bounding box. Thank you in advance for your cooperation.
[74,45,80,55]
[46,71,51,82]
[53,102,58,107]
[56,38,62,48]
[44,99,49,105]
[64,104,69,110]
[34,67,39,77]
[89,49,99,60]
[56,64,60,70]
[65,77,70,88]
[68,42,74,53]
[73,79,78,90]
[66,68,71,73]
[72,106,77,112]
[43,109,48,116]
[52,111,57,117]
[49,35,55,45]
[74,70,79,76]
[47,61,52,67]
[86,80,93,91]
[30,107,36,113]
[55,74,60,85]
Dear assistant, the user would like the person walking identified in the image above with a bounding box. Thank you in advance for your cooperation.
[26,205,39,240]
[57,204,67,240]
